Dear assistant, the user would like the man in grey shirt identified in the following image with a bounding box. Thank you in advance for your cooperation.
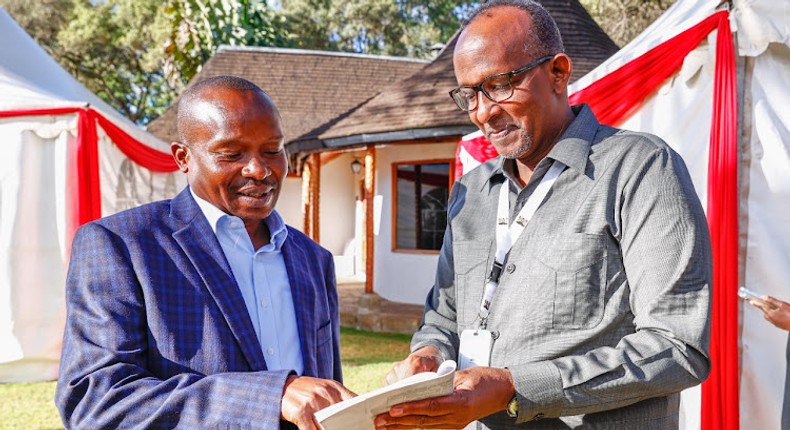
[375,1,712,429]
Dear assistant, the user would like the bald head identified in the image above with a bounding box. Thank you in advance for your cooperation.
[461,0,564,59]
[176,76,280,145]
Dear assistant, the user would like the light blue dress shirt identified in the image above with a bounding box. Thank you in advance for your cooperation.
[191,190,304,375]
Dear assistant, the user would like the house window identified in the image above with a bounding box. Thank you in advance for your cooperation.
[392,160,454,252]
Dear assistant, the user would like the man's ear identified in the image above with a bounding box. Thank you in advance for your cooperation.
[549,54,572,94]
[171,142,190,173]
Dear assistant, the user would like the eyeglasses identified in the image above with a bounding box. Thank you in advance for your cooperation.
[449,55,554,112]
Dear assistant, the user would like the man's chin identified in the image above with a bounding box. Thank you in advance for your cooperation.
[494,143,530,160]
[230,201,276,221]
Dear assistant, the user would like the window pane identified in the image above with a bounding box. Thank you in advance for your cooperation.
[395,163,449,250]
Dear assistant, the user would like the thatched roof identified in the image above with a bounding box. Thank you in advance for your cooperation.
[146,46,427,145]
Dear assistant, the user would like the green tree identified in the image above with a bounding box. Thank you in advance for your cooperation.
[5,0,559,124]
[0,0,73,57]
[56,0,175,124]
[580,0,674,47]
[279,0,477,58]
[164,0,293,86]
[2,0,295,124]
[2,0,176,124]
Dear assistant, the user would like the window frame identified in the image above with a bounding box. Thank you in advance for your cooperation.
[390,158,455,254]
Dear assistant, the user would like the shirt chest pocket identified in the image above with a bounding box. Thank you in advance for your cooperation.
[530,233,609,329]
[453,240,492,329]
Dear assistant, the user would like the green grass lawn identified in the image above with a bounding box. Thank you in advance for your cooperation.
[0,328,411,430]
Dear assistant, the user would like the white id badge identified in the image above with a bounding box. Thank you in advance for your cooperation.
[459,329,493,369]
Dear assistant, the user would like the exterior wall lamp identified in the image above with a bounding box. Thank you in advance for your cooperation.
[351,158,363,175]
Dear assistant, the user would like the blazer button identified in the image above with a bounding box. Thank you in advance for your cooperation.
[506,263,516,273]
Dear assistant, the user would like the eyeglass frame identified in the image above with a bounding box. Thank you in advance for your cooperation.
[449,55,554,112]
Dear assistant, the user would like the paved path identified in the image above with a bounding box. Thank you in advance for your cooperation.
[338,281,424,334]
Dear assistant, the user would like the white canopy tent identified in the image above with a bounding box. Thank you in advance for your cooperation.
[0,8,184,382]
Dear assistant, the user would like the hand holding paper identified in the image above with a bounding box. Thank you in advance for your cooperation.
[281,375,356,430]
[315,360,457,430]
[384,345,445,386]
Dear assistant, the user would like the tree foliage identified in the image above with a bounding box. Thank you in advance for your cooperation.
[580,0,674,47]
[163,0,294,87]
[57,0,174,124]
[1,0,175,124]
[279,0,477,58]
[1,0,671,124]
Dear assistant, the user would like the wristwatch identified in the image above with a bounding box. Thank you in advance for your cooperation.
[506,395,519,418]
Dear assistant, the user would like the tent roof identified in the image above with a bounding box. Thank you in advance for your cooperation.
[287,0,621,153]
[0,8,95,111]
[571,0,790,93]
[146,46,428,146]
[0,7,168,151]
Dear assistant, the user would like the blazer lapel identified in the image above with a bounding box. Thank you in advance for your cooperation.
[170,189,267,371]
[281,235,318,377]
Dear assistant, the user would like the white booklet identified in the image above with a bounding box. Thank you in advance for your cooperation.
[315,360,457,430]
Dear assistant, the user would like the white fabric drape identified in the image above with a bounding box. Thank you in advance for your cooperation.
[739,42,790,430]
[0,118,74,381]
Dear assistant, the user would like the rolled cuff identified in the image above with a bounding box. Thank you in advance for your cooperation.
[509,361,565,423]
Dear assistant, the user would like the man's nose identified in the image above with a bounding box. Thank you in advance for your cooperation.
[473,90,500,124]
[241,156,270,180]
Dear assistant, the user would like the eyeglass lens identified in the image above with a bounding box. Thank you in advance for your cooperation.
[454,75,514,111]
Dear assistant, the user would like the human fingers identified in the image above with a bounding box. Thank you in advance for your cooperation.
[761,297,790,331]
[375,391,476,429]
[281,376,356,428]
[763,296,784,310]
[374,412,460,429]
[384,360,411,386]
[388,393,462,418]
[384,347,443,385]
[750,298,773,313]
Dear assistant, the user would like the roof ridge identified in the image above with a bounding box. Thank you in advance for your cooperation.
[216,45,430,64]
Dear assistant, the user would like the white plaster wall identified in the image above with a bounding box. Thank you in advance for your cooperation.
[319,152,358,257]
[373,141,457,304]
[276,176,305,233]
[276,156,358,258]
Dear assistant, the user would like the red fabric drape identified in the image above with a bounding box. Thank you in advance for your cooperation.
[73,109,101,236]
[90,110,178,173]
[1,106,178,249]
[0,106,82,118]
[455,132,499,178]
[702,12,739,430]
[569,11,730,126]
[459,10,739,429]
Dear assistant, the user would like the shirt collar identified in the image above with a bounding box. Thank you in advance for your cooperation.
[484,103,598,188]
[190,187,288,251]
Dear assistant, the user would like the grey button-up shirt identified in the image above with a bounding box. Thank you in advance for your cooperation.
[412,105,712,429]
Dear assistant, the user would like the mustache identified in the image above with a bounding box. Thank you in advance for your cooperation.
[234,179,278,190]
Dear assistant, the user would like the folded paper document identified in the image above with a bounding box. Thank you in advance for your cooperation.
[315,360,457,430]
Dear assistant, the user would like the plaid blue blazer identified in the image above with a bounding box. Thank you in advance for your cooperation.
[56,188,342,429]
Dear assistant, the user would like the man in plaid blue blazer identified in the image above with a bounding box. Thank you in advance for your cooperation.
[56,76,354,429]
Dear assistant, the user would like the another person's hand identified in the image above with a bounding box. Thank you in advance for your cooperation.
[384,345,444,385]
[751,296,790,331]
[280,375,356,430]
[374,366,515,429]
